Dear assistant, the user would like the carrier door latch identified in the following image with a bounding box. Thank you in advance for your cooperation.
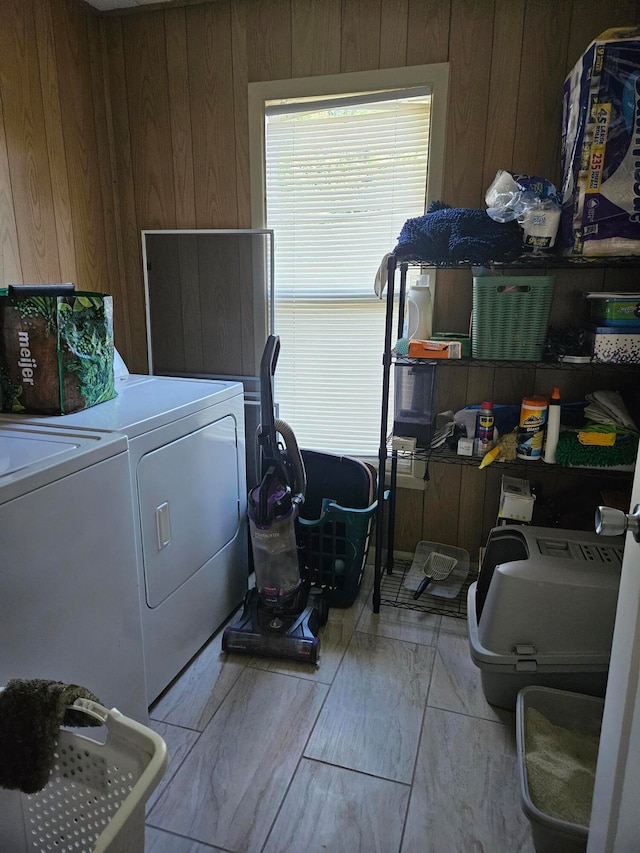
[514,644,537,671]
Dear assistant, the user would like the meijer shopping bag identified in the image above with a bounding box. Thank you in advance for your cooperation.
[0,285,116,415]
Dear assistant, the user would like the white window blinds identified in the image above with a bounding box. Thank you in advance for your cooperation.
[265,89,431,456]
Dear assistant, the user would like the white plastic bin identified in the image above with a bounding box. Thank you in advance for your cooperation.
[5,699,168,853]
[516,686,603,853]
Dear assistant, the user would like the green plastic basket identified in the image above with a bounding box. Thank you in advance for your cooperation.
[472,276,555,360]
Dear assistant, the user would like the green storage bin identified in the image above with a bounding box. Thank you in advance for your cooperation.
[472,276,555,360]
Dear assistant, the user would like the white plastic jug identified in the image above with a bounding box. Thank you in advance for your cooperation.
[404,274,433,340]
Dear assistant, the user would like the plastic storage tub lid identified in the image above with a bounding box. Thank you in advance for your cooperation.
[466,581,612,672]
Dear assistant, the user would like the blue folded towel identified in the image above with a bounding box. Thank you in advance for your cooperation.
[395,201,523,264]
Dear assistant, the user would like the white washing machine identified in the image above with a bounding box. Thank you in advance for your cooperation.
[0,421,150,851]
[14,374,248,703]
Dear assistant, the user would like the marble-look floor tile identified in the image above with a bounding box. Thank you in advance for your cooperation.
[145,827,224,852]
[148,668,328,852]
[357,600,441,646]
[402,708,535,852]
[248,569,373,683]
[429,627,512,724]
[146,720,200,812]
[150,633,247,731]
[263,758,410,853]
[305,632,434,783]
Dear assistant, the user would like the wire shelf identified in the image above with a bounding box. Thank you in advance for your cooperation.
[378,558,477,619]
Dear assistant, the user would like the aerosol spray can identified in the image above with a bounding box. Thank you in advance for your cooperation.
[476,401,495,456]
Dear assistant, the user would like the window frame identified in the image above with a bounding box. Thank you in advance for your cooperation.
[249,64,449,230]
[247,64,449,475]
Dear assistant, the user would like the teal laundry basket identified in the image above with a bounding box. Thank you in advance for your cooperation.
[298,497,380,608]
[472,276,555,360]
[297,449,386,608]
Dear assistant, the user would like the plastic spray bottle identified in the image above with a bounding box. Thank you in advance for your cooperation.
[543,386,561,464]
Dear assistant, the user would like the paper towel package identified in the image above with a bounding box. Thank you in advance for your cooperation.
[561,27,640,256]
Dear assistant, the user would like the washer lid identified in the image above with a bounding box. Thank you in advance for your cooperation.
[12,374,243,438]
[0,423,127,502]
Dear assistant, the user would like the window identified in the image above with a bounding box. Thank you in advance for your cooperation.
[249,66,448,457]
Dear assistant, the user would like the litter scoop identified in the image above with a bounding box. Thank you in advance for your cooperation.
[413,551,458,600]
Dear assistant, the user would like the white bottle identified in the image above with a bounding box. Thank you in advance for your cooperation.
[404,274,433,340]
[543,386,561,464]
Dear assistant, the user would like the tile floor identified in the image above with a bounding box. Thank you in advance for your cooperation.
[144,566,536,852]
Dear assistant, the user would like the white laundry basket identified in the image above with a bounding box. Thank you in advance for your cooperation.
[11,699,167,853]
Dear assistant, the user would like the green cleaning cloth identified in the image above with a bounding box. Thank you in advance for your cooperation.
[555,430,639,468]
[0,678,102,794]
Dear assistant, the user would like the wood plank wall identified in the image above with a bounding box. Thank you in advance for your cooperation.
[0,0,134,359]
[2,0,640,556]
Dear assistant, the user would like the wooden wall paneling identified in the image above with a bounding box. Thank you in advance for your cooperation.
[491,365,535,407]
[178,233,204,373]
[393,486,424,552]
[0,0,60,284]
[465,364,493,408]
[433,363,468,415]
[482,0,525,189]
[511,0,572,184]
[86,10,130,350]
[565,0,640,75]
[244,0,292,83]
[52,2,114,293]
[434,268,473,337]
[548,267,605,330]
[340,0,382,73]
[101,16,144,370]
[33,0,77,287]
[291,0,342,77]
[187,2,238,227]
[165,7,197,229]
[533,366,593,405]
[378,0,408,70]
[145,234,186,373]
[230,0,251,228]
[406,0,450,67]
[602,266,640,292]
[123,12,176,229]
[197,235,244,374]
[422,460,462,546]
[442,0,495,207]
[0,97,22,286]
[457,465,487,559]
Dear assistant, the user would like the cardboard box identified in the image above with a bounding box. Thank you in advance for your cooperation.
[408,339,462,359]
[498,475,535,523]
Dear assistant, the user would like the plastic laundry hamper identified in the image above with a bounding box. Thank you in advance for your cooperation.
[298,450,384,607]
[10,700,168,853]
[472,276,555,360]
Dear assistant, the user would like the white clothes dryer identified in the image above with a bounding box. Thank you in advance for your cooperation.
[15,375,248,703]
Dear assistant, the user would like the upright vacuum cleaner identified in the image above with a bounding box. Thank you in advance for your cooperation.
[222,335,326,664]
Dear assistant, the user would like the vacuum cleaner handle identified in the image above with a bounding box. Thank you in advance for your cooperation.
[258,335,286,475]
